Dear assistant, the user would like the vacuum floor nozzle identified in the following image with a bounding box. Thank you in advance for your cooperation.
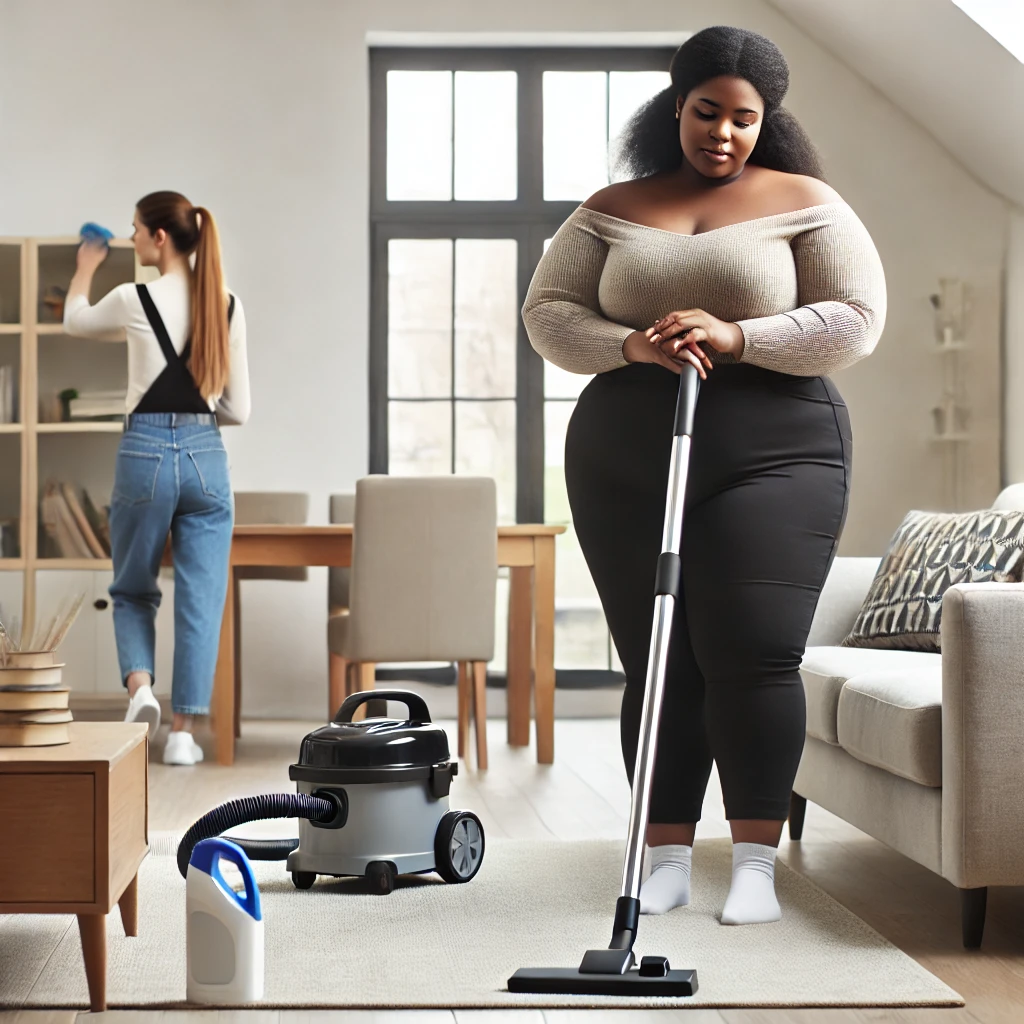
[507,962,698,997]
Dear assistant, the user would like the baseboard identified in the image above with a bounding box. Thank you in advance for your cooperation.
[70,682,625,722]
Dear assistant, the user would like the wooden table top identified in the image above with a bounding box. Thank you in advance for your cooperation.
[232,524,567,537]
[0,722,147,766]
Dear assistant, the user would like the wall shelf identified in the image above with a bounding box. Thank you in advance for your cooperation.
[0,559,25,570]
[0,324,21,335]
[36,559,114,571]
[37,422,123,434]
[0,424,23,434]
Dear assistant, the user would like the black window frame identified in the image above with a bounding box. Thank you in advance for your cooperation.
[368,46,674,526]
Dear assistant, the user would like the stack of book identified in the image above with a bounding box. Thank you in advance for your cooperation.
[0,652,71,746]
[40,482,109,559]
[0,365,15,424]
[69,389,126,421]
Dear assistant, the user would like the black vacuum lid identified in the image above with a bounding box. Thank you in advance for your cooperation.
[299,690,450,770]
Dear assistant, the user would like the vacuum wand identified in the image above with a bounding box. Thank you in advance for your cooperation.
[508,365,701,997]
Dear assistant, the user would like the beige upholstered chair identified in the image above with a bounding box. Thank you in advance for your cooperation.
[327,476,497,769]
[232,492,310,734]
[327,493,356,716]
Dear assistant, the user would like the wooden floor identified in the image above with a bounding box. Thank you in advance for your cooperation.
[4,717,1024,1023]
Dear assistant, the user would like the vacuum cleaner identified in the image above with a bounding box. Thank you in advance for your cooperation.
[508,363,701,997]
[176,690,484,895]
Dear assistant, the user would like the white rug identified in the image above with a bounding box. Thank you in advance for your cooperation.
[0,835,962,1009]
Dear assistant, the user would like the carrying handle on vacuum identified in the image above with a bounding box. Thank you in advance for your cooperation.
[674,362,701,438]
[335,689,432,724]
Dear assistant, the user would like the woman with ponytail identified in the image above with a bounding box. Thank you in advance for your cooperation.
[66,192,250,765]
[524,27,885,924]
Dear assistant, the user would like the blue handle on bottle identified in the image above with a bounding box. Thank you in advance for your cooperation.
[189,838,262,921]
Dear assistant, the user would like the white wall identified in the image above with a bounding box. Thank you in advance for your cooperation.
[1005,209,1024,483]
[0,0,1011,718]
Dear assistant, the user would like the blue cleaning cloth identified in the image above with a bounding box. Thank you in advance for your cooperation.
[80,222,115,247]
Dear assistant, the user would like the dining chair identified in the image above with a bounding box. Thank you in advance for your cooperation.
[326,476,497,769]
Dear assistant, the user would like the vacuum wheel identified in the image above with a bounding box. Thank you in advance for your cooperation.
[366,860,396,895]
[291,871,316,890]
[434,810,485,883]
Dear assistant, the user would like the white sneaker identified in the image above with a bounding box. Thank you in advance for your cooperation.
[125,683,161,734]
[163,731,205,766]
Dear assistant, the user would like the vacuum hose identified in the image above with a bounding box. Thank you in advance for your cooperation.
[176,793,335,878]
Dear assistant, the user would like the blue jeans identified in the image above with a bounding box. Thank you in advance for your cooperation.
[108,413,234,715]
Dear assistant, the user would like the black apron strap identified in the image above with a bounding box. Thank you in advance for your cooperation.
[136,284,186,369]
[228,293,236,324]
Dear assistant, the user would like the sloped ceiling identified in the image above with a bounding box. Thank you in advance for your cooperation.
[767,0,1024,208]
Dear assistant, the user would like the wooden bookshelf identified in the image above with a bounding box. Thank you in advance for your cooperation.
[0,237,151,637]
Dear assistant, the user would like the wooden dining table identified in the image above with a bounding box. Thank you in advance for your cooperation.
[211,523,566,767]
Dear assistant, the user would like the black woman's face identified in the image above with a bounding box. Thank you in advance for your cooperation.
[676,75,765,179]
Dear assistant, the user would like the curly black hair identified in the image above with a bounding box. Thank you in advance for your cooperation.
[612,26,825,182]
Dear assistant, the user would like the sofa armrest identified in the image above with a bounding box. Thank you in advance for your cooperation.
[805,556,880,648]
[941,582,1024,887]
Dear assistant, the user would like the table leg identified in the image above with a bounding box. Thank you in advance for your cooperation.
[534,536,556,765]
[214,565,237,765]
[78,913,107,1013]
[506,566,533,747]
[118,872,139,937]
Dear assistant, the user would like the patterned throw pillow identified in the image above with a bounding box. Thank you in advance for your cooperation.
[842,508,1024,652]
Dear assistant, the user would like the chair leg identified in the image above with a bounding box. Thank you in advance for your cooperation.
[472,661,488,771]
[328,652,348,721]
[233,576,242,738]
[960,886,988,949]
[788,791,807,841]
[457,661,471,762]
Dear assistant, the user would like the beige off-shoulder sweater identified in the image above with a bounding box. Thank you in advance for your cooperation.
[522,202,886,378]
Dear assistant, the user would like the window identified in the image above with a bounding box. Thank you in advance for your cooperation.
[950,0,1024,63]
[370,48,672,684]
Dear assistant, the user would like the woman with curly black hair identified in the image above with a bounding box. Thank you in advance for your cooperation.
[523,26,885,925]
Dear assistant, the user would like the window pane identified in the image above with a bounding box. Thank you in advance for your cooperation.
[455,239,517,399]
[609,71,672,142]
[455,400,516,523]
[555,525,609,670]
[389,401,452,476]
[545,365,592,400]
[387,71,452,201]
[544,400,574,523]
[388,239,452,399]
[543,72,609,201]
[454,72,517,200]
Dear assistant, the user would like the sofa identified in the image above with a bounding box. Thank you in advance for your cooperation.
[792,484,1024,948]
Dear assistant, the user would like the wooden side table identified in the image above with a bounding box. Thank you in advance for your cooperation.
[0,722,148,1012]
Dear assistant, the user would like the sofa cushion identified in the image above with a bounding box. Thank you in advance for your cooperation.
[842,508,1024,652]
[800,646,941,745]
[837,668,943,787]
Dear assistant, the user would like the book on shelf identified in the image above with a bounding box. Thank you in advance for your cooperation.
[61,483,107,558]
[0,721,70,746]
[0,519,18,559]
[40,481,110,558]
[0,364,15,424]
[0,708,72,725]
[0,687,69,711]
[69,389,126,421]
[0,660,71,747]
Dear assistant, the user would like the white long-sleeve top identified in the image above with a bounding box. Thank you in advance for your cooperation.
[63,269,251,424]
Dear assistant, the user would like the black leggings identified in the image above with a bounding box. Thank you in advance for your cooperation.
[565,362,851,823]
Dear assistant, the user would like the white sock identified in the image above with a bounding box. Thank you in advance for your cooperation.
[639,844,692,915]
[721,842,781,925]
